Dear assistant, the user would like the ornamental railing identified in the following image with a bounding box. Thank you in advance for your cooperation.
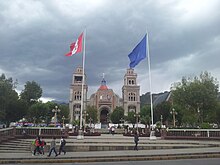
[0,127,15,143]
[164,128,220,139]
[15,127,68,138]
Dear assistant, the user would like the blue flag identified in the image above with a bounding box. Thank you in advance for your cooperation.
[128,35,147,68]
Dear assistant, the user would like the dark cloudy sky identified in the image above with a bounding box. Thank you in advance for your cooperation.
[1,0,220,102]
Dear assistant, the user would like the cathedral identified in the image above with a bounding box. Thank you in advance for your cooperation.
[69,66,140,125]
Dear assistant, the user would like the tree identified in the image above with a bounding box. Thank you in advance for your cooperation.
[140,105,151,125]
[154,102,171,126]
[20,81,42,105]
[27,102,50,124]
[0,74,19,124]
[110,107,124,124]
[125,111,136,125]
[171,71,219,127]
[5,100,28,124]
[57,104,69,124]
[85,106,98,124]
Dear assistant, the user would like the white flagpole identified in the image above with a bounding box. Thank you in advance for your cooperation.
[78,29,86,139]
[146,31,156,140]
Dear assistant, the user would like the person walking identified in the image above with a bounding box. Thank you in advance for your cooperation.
[33,136,42,156]
[133,131,139,151]
[58,137,66,155]
[47,137,58,157]
[40,137,46,155]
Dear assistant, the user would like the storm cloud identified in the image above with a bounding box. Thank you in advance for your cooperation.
[0,0,220,102]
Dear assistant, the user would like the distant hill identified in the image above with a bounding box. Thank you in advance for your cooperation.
[51,100,68,105]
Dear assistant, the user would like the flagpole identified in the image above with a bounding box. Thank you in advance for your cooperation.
[78,28,86,140]
[146,31,156,140]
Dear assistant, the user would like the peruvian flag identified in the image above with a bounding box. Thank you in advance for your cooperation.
[65,32,83,56]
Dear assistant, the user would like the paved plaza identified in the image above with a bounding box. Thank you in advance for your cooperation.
[0,134,220,164]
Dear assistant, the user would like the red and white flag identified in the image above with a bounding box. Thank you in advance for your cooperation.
[65,33,83,56]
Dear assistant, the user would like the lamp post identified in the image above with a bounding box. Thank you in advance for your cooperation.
[160,115,163,128]
[120,118,125,125]
[62,116,65,128]
[170,108,177,127]
[83,111,88,132]
[52,106,60,127]
[134,113,140,133]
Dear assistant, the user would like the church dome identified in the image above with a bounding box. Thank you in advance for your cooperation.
[99,78,108,90]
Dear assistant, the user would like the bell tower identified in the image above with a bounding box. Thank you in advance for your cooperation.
[69,67,88,123]
[122,68,140,116]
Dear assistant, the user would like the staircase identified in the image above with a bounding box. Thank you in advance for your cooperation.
[0,139,31,153]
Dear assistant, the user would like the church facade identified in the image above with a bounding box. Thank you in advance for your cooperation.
[69,67,140,124]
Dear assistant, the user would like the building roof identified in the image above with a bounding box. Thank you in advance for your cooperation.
[99,78,108,90]
[153,92,171,106]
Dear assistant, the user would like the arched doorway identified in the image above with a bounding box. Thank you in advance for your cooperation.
[99,106,110,128]
[100,109,108,124]
[128,105,136,113]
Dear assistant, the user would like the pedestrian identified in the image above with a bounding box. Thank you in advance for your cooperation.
[58,137,66,155]
[47,137,58,157]
[40,137,46,155]
[134,131,139,151]
[33,136,42,156]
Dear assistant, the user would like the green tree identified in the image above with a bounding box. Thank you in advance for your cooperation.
[5,100,28,124]
[20,81,42,105]
[172,71,219,127]
[154,102,171,126]
[42,102,69,125]
[85,106,98,124]
[215,102,220,125]
[0,74,20,124]
[140,105,151,125]
[27,102,50,124]
[57,104,69,124]
[110,107,124,124]
[125,111,136,125]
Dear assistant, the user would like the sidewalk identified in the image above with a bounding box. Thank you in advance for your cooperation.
[1,134,220,164]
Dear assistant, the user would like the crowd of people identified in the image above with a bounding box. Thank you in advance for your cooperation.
[31,136,66,157]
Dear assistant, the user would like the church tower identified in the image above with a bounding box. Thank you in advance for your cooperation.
[69,67,88,123]
[122,68,140,116]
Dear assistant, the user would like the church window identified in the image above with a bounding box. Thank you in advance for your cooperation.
[75,76,82,83]
[132,80,134,85]
[74,91,81,100]
[128,92,136,101]
[73,104,81,115]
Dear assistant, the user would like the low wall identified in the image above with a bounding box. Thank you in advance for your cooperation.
[164,128,220,140]
[0,127,69,142]
[15,127,69,138]
[0,127,15,143]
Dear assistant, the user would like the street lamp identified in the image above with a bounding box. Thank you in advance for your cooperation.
[160,115,163,128]
[62,116,65,128]
[52,106,60,127]
[120,118,125,125]
[170,108,177,127]
[134,113,140,133]
[83,111,88,132]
